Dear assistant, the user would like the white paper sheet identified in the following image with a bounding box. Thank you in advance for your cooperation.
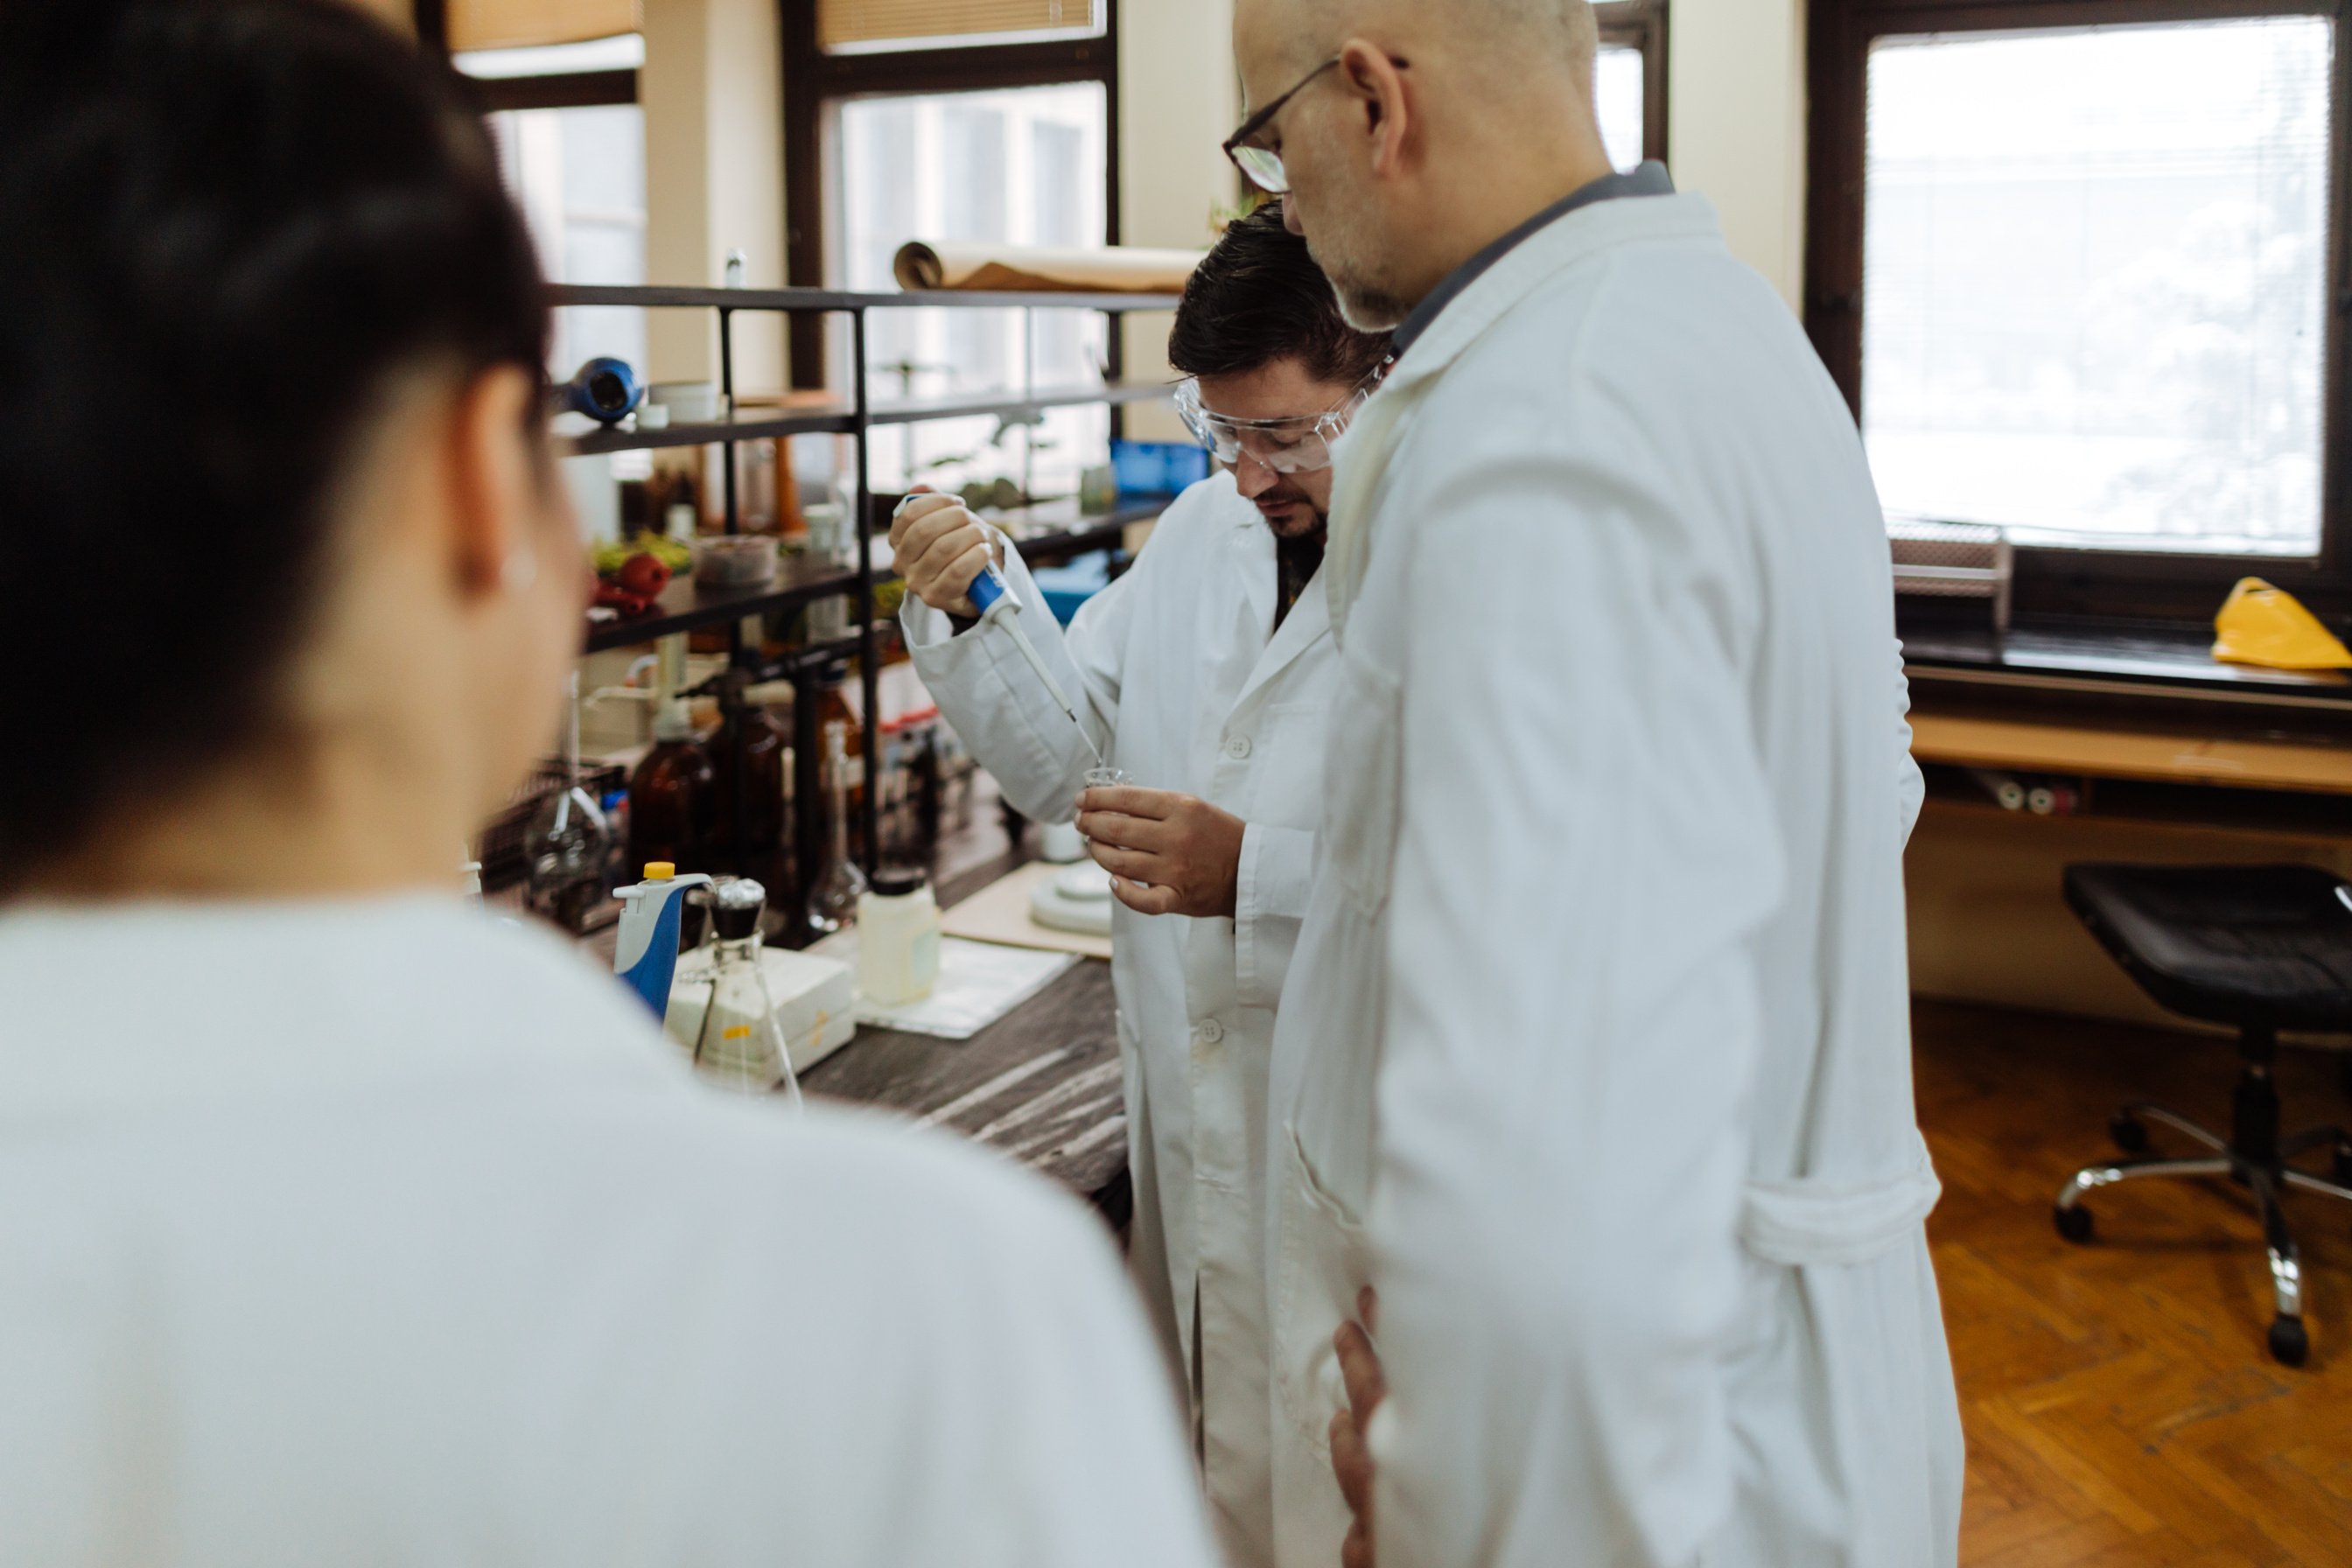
[808,932,1080,1040]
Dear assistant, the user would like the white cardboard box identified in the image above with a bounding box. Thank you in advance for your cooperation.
[663,943,857,1074]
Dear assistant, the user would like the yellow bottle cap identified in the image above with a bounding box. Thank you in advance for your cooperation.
[643,862,676,880]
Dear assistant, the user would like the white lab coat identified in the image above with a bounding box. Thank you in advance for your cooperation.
[0,895,1215,1568]
[905,472,1338,1568]
[1264,192,1961,1566]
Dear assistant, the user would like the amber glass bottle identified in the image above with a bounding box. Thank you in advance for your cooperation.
[710,677,788,879]
[626,702,717,877]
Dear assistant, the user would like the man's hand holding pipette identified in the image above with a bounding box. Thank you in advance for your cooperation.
[890,488,1105,766]
[890,488,1003,618]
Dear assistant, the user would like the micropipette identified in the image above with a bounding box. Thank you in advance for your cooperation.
[897,494,1106,769]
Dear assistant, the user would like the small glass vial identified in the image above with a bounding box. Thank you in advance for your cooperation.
[689,878,803,1104]
[858,867,941,1006]
[1078,766,1132,844]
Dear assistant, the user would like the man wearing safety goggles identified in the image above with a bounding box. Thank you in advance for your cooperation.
[890,201,1389,1568]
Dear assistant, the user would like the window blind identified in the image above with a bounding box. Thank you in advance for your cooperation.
[818,0,1099,52]
[346,0,413,35]
[446,0,640,53]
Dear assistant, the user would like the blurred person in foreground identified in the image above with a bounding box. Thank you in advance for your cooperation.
[1227,0,1960,1564]
[0,4,1214,1564]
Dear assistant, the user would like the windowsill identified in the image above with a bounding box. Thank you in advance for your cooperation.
[1900,612,2352,735]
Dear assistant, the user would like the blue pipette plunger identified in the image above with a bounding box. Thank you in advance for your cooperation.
[900,496,1105,768]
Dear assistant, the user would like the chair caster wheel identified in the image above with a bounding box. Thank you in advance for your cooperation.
[2054,1204,2095,1243]
[2109,1111,2149,1154]
[2269,1316,2309,1368]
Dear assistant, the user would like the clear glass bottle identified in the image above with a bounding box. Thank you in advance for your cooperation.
[689,878,804,1104]
[806,718,870,934]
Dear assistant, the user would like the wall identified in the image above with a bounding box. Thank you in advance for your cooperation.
[1666,0,1809,310]
[1907,802,2352,1035]
[1117,0,1238,438]
[640,0,788,389]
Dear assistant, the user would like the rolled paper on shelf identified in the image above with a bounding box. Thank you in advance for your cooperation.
[892,241,1204,295]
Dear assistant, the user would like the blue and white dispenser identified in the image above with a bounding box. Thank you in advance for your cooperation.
[613,863,714,1021]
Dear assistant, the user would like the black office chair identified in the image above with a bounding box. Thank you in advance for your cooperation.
[2054,863,2352,1367]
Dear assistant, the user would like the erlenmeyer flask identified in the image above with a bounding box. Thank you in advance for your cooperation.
[689,877,804,1105]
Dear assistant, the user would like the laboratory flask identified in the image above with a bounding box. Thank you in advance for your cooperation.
[686,877,804,1104]
[805,719,869,934]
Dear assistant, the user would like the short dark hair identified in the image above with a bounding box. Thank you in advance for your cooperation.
[1166,203,1392,387]
[0,0,546,880]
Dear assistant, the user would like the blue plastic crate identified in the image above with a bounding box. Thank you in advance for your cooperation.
[1111,438,1211,497]
[1030,550,1115,626]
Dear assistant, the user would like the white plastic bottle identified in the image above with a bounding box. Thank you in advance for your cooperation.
[858,867,941,1005]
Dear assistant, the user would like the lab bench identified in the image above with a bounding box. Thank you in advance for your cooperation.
[801,840,1128,1224]
[574,829,1130,1226]
[1898,613,2352,1030]
[799,888,1130,1228]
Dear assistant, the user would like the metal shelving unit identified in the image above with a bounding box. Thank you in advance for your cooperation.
[554,281,1181,917]
[578,496,1166,655]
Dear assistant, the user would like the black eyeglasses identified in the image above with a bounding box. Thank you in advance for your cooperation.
[1222,55,1342,195]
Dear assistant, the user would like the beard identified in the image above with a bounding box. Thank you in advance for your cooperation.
[1250,480,1327,541]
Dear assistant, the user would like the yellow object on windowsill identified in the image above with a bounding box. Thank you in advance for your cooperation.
[2211,578,2352,671]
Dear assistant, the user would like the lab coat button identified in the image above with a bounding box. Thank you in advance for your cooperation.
[1224,735,1252,760]
[1194,1018,1226,1046]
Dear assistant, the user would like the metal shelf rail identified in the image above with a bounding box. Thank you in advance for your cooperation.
[553,281,1181,904]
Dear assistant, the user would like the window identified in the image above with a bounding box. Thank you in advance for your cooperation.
[1596,0,1670,172]
[1809,1,2349,613]
[835,83,1111,496]
[1595,45,1648,172]
[435,6,648,381]
[487,102,648,379]
[784,0,1118,498]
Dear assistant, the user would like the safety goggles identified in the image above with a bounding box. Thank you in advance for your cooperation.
[1174,373,1380,475]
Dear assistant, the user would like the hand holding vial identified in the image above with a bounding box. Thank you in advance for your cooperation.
[1074,773,1247,919]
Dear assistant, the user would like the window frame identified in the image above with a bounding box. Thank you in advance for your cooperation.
[780,0,1120,388]
[1804,0,2352,622]
[1596,0,1671,166]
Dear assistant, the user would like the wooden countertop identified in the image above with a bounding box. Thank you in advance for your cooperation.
[1909,710,2352,795]
[800,942,1127,1217]
[797,840,1125,1218]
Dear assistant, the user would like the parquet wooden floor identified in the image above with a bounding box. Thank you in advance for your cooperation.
[1917,1001,2352,1567]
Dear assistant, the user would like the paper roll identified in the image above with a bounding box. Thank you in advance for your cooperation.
[892,242,1202,296]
